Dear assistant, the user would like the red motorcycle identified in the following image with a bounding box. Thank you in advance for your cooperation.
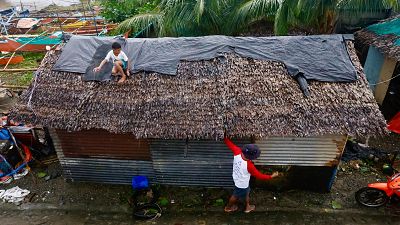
[355,170,400,207]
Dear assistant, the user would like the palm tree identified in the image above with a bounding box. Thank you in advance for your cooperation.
[234,0,399,35]
[117,0,239,37]
[116,0,399,37]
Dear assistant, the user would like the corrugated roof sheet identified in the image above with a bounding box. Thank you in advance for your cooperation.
[254,135,347,166]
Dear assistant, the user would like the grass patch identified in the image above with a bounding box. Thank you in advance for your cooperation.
[0,52,45,86]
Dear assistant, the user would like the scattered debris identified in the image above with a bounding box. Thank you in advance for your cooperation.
[342,141,389,162]
[349,160,362,170]
[0,186,30,204]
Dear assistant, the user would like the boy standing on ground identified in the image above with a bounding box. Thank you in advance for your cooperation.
[94,42,130,83]
[224,135,279,213]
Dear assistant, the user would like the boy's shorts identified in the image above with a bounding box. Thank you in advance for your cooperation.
[113,60,127,69]
[232,186,250,199]
[121,60,127,69]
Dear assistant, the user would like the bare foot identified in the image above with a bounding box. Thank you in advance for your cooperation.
[244,205,255,213]
[118,76,126,84]
[224,205,238,213]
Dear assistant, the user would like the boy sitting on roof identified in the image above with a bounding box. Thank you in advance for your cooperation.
[224,134,279,213]
[93,42,130,83]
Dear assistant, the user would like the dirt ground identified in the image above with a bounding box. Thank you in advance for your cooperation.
[1,208,400,225]
[1,133,400,224]
[0,159,397,215]
[0,140,399,225]
[369,132,400,153]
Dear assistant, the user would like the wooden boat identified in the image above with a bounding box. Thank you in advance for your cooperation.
[0,34,61,52]
[0,55,24,65]
[44,24,117,35]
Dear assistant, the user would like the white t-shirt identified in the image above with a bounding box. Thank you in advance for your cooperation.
[232,154,251,188]
[104,50,128,62]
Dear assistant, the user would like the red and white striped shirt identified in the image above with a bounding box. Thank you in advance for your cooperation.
[224,137,271,188]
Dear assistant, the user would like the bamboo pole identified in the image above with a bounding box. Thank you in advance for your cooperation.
[0,68,37,72]
[3,52,16,70]
[0,85,28,89]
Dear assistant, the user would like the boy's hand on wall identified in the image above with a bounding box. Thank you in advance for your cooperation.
[271,172,279,178]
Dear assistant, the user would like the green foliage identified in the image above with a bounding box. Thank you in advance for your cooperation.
[158,197,169,206]
[18,72,34,86]
[213,198,225,206]
[99,0,160,23]
[114,0,399,36]
[0,52,44,86]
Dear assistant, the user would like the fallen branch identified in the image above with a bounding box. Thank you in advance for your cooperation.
[0,68,37,72]
[0,85,29,89]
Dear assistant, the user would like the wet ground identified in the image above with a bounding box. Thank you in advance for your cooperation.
[1,208,400,225]
[0,161,388,212]
[2,139,400,225]
[1,161,400,225]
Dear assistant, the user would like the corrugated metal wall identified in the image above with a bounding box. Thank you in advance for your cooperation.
[254,135,347,166]
[56,129,151,160]
[150,139,250,187]
[50,129,346,187]
[50,129,155,184]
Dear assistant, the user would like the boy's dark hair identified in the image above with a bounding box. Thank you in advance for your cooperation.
[112,42,121,49]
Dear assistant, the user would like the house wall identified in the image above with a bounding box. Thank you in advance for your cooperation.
[150,139,250,187]
[49,129,155,184]
[50,129,346,191]
[381,62,400,120]
[364,46,397,104]
[364,46,385,92]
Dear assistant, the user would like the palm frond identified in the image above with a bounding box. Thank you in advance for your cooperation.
[193,0,206,23]
[274,1,289,35]
[116,13,164,36]
[228,0,280,34]
[337,0,398,12]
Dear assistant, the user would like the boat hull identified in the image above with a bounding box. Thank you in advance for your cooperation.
[0,55,24,65]
[0,37,59,52]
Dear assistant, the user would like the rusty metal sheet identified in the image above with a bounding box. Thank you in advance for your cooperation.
[50,129,155,184]
[254,135,347,166]
[55,129,151,160]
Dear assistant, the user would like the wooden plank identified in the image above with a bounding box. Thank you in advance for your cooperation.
[375,57,397,105]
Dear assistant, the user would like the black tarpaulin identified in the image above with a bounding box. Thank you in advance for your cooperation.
[53,35,357,82]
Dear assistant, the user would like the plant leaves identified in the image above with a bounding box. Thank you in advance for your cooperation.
[331,200,342,209]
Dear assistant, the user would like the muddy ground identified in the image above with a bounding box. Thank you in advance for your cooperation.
[0,159,397,215]
[1,161,400,225]
[2,135,400,224]
[2,208,399,225]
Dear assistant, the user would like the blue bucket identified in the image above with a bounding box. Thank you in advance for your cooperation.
[132,176,149,190]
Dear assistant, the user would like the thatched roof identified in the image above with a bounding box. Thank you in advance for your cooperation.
[355,15,400,61]
[9,41,387,139]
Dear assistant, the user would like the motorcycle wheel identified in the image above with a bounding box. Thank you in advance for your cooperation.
[355,187,388,207]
